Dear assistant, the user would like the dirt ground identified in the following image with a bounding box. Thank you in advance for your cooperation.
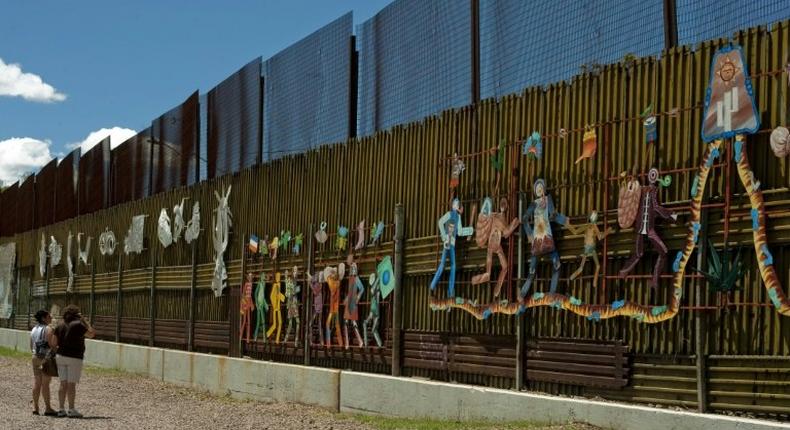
[0,353,597,430]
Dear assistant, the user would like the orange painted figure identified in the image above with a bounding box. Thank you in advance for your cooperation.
[266,272,285,343]
[239,272,255,343]
[324,263,345,348]
[343,255,365,349]
[470,197,520,297]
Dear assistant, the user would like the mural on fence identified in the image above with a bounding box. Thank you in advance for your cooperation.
[0,243,14,319]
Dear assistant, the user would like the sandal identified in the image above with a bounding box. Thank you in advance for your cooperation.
[32,411,40,416]
[44,410,58,416]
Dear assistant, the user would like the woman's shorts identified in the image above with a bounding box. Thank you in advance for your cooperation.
[56,355,83,383]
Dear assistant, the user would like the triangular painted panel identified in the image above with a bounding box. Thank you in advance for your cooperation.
[701,45,760,142]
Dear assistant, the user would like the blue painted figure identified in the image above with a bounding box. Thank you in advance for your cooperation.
[521,179,568,298]
[430,198,475,297]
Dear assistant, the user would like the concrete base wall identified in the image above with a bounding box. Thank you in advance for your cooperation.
[2,328,787,430]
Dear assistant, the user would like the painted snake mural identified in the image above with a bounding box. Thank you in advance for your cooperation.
[430,137,790,321]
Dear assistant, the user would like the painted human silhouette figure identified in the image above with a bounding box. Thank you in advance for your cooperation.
[308,270,324,344]
[430,198,475,297]
[324,263,345,348]
[239,272,254,343]
[343,255,365,349]
[266,272,285,343]
[567,210,613,288]
[283,267,301,347]
[471,197,520,297]
[521,179,568,298]
[363,272,382,348]
[619,168,678,290]
[253,272,269,342]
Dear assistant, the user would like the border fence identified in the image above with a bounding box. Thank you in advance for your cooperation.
[2,1,790,422]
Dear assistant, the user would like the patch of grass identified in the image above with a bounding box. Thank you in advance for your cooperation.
[0,346,30,359]
[351,414,584,430]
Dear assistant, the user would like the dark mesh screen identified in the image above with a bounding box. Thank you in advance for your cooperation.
[152,91,200,192]
[78,138,111,215]
[263,13,353,160]
[677,0,790,45]
[357,0,472,136]
[207,58,262,178]
[1,183,19,236]
[111,128,152,206]
[479,0,664,99]
[35,159,58,228]
[17,176,35,233]
[54,149,80,223]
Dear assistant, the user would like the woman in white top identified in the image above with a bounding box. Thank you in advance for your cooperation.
[30,309,57,416]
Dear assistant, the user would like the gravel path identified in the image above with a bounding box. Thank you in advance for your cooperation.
[0,355,371,430]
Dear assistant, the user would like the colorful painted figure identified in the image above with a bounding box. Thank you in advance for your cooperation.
[308,270,324,344]
[470,197,520,297]
[239,273,255,343]
[324,263,345,348]
[619,168,678,290]
[343,255,365,349]
[336,226,349,252]
[430,198,475,298]
[280,230,291,254]
[315,222,328,244]
[567,210,613,288]
[292,233,303,255]
[490,139,506,195]
[261,235,269,256]
[369,220,385,246]
[253,273,269,342]
[521,179,568,298]
[283,267,301,347]
[522,131,542,160]
[449,152,465,189]
[266,272,285,343]
[575,127,597,164]
[269,236,279,260]
[642,104,657,144]
[363,272,382,348]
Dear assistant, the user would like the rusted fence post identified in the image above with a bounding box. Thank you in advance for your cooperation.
[188,237,197,352]
[515,192,525,390]
[149,248,157,347]
[115,256,123,343]
[304,223,314,366]
[391,204,404,376]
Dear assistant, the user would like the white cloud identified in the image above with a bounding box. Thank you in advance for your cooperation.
[0,58,66,103]
[68,127,137,154]
[0,137,53,185]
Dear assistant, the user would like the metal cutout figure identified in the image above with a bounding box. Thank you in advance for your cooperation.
[253,272,269,342]
[363,272,382,348]
[522,132,542,160]
[184,202,201,244]
[49,236,62,268]
[324,263,345,348]
[343,255,364,349]
[315,222,328,244]
[124,215,146,255]
[575,127,597,164]
[66,232,74,293]
[354,220,366,251]
[77,233,91,266]
[490,139,506,195]
[770,126,790,157]
[266,272,285,343]
[98,227,116,256]
[38,234,47,277]
[240,273,254,343]
[567,211,613,288]
[449,152,465,190]
[618,177,641,229]
[619,168,678,290]
[521,179,567,298]
[279,230,292,254]
[336,225,349,252]
[0,243,14,319]
[369,220,385,246]
[470,197,520,297]
[292,233,303,255]
[308,270,324,344]
[283,267,301,347]
[211,186,232,297]
[172,198,187,242]
[158,208,173,248]
[430,198,475,298]
[268,236,279,260]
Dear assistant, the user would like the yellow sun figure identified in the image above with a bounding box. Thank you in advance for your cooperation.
[716,55,740,85]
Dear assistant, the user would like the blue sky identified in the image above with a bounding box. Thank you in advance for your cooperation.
[0,0,392,185]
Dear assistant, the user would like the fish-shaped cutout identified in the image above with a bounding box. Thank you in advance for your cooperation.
[575,127,597,164]
[354,220,366,251]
